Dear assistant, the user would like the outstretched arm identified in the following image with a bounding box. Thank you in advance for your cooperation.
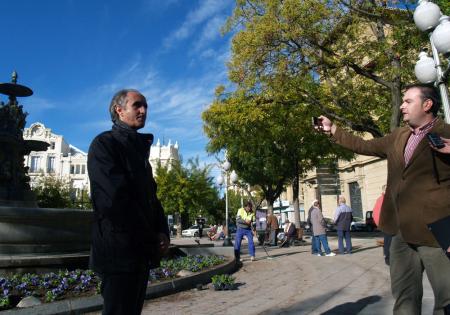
[316,115,390,158]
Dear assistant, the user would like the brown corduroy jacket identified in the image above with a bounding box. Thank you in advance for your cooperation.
[332,118,450,247]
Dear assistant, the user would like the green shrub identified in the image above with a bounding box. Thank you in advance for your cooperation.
[211,274,236,290]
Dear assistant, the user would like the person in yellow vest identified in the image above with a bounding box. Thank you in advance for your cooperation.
[234,201,256,262]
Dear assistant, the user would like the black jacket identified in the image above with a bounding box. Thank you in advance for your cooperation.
[88,122,169,274]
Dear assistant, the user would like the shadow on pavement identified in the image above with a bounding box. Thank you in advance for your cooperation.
[260,291,382,315]
[351,245,381,254]
[320,295,382,315]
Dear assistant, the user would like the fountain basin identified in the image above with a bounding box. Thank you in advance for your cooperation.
[0,206,92,255]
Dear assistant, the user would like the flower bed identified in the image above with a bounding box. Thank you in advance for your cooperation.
[0,254,226,311]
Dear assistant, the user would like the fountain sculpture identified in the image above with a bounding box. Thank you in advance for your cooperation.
[0,72,92,260]
[0,71,48,207]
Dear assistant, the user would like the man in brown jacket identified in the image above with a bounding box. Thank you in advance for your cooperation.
[266,213,279,246]
[318,84,450,315]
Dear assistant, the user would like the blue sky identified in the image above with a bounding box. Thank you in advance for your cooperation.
[1,0,234,169]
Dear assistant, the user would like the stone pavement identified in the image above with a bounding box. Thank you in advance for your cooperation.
[140,235,435,315]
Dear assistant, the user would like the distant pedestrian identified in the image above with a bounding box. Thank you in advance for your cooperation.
[234,201,256,262]
[307,200,321,255]
[281,219,296,247]
[334,195,353,255]
[310,202,335,257]
[373,185,392,265]
[266,212,279,246]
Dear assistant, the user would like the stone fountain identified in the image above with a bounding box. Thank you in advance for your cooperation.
[0,72,91,272]
[0,71,47,207]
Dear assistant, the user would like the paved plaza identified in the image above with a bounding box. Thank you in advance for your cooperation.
[140,235,434,315]
[87,235,435,315]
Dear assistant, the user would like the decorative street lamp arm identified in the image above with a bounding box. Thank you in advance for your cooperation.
[443,57,450,83]
[429,34,450,123]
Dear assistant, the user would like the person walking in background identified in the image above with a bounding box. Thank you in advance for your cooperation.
[88,89,170,315]
[282,219,297,247]
[310,201,335,257]
[316,84,450,314]
[334,195,353,255]
[307,200,321,255]
[234,201,256,262]
[266,212,279,246]
[373,185,392,265]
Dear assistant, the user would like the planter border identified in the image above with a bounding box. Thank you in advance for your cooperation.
[1,246,236,315]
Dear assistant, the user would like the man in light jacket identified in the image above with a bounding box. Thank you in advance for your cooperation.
[334,195,353,255]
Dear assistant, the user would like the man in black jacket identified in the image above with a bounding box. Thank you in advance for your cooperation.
[88,89,170,315]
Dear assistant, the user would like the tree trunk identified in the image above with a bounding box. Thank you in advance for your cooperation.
[390,58,402,131]
[266,200,274,215]
[292,165,301,229]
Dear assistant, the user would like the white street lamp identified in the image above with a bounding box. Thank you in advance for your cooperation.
[230,170,238,184]
[415,52,437,83]
[432,16,450,54]
[413,0,441,32]
[216,175,224,186]
[414,0,450,123]
[216,160,237,246]
[222,160,231,172]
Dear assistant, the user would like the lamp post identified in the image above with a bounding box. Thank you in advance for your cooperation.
[414,0,450,122]
[216,160,238,246]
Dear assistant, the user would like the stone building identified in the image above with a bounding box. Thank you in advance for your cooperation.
[299,156,387,221]
[23,122,89,194]
[281,138,387,223]
[23,122,179,195]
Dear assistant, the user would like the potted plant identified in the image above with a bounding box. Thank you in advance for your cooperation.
[211,274,236,291]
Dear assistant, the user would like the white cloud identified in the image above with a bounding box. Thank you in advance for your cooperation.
[192,15,227,52]
[163,0,231,49]
[79,3,234,164]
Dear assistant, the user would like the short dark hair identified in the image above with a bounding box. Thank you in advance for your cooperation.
[245,201,253,209]
[109,89,142,122]
[404,83,441,116]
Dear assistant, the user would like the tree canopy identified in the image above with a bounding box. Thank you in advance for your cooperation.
[203,0,448,217]
[154,158,223,228]
[32,176,84,209]
[203,88,352,212]
[223,0,448,135]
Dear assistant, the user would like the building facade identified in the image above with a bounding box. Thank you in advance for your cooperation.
[23,122,179,195]
[281,133,388,223]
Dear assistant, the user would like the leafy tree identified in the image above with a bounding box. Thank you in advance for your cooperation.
[154,158,222,228]
[203,90,352,216]
[75,189,92,210]
[223,0,447,135]
[204,0,442,225]
[32,176,73,208]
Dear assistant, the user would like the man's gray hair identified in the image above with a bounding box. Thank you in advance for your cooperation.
[109,89,142,122]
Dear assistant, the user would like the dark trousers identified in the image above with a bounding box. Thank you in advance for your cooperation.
[390,233,450,315]
[311,235,322,254]
[383,232,392,264]
[269,229,277,246]
[100,269,150,315]
[337,229,352,254]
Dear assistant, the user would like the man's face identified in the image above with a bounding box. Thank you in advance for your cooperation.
[116,91,147,129]
[400,88,432,128]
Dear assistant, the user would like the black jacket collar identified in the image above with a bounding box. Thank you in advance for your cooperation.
[112,121,154,158]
